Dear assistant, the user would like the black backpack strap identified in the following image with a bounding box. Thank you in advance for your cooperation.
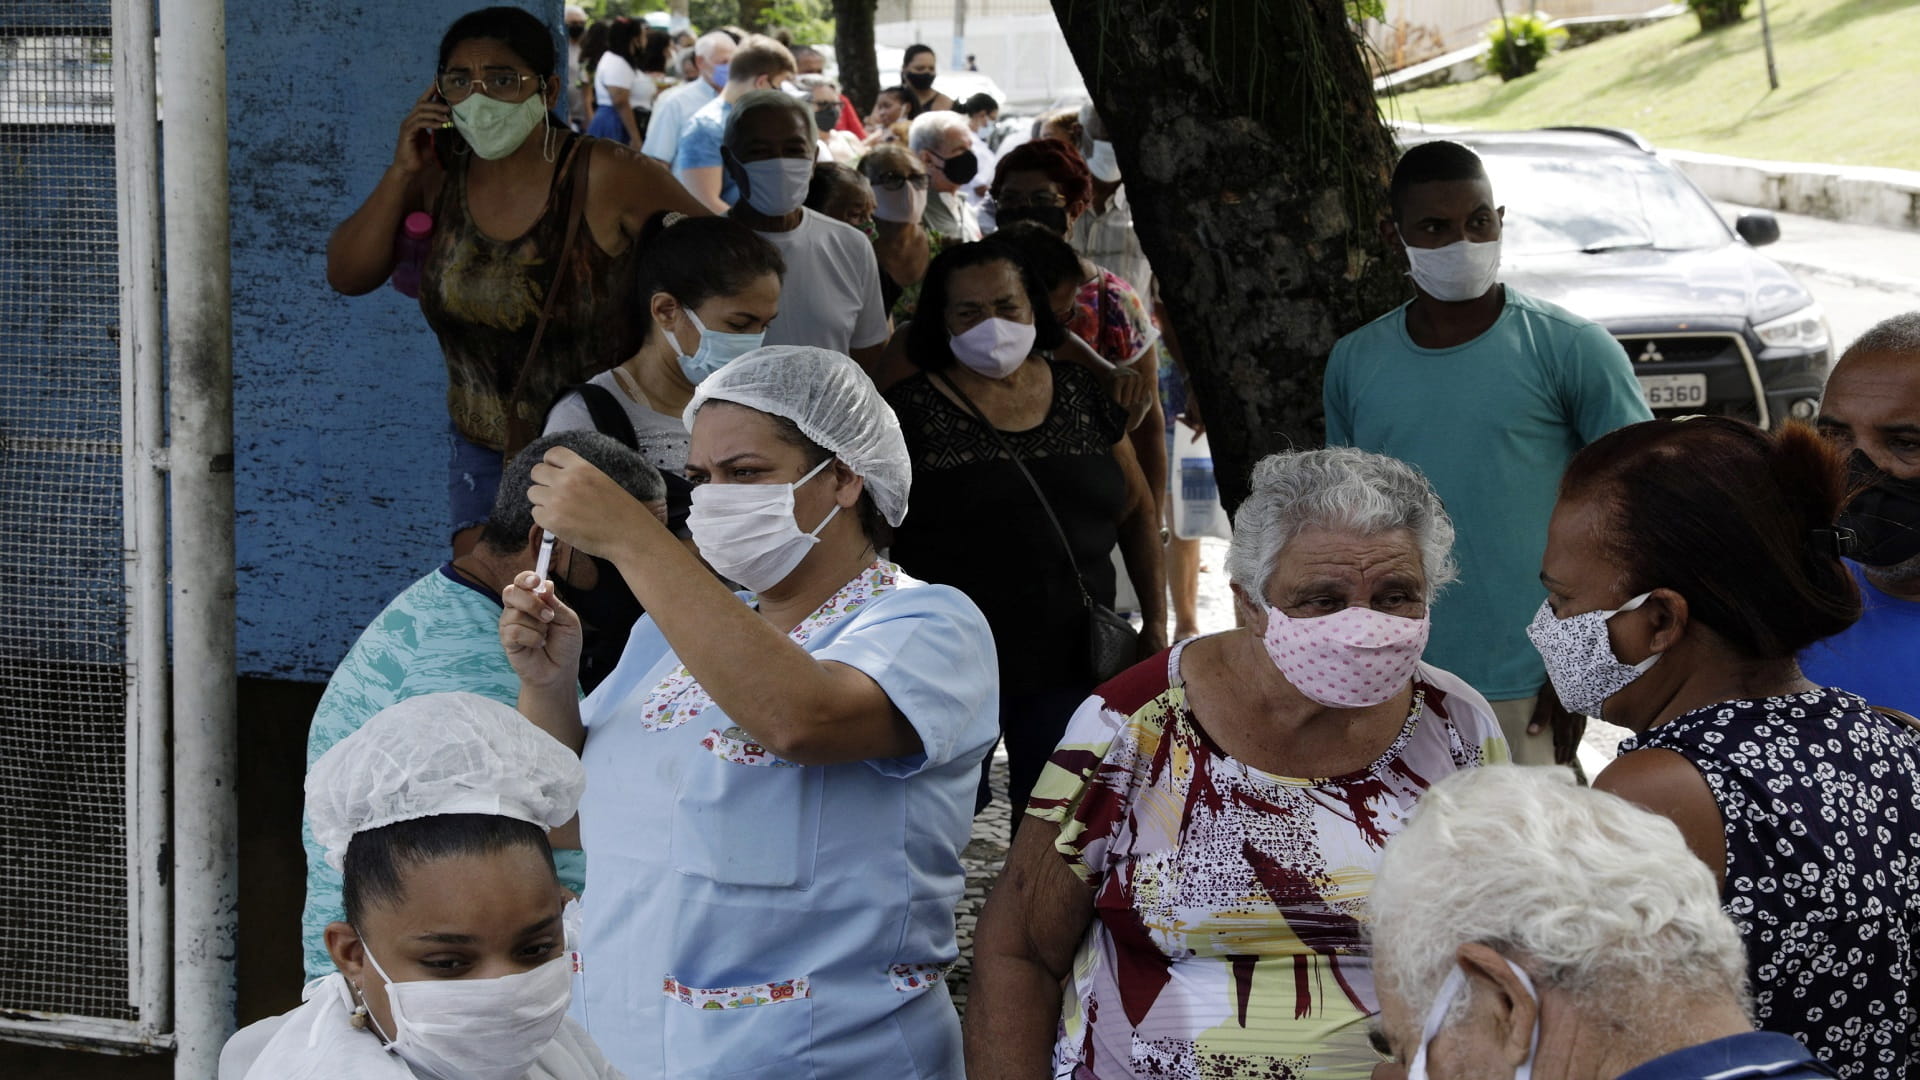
[558,381,641,450]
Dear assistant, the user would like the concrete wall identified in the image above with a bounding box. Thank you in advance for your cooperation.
[1668,149,1920,233]
[225,0,559,682]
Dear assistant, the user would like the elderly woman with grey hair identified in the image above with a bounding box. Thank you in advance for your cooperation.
[1369,766,1831,1080]
[965,446,1509,1080]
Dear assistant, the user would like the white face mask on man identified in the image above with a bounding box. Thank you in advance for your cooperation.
[362,944,573,1080]
[687,456,842,593]
[1398,226,1501,302]
[738,157,817,217]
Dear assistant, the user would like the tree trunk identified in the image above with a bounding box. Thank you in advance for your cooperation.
[833,0,881,114]
[1050,0,1406,513]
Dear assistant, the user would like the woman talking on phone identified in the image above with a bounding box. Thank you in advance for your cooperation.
[327,6,707,555]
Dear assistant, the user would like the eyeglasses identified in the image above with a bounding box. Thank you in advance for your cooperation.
[435,70,544,104]
[869,172,929,192]
[994,191,1068,210]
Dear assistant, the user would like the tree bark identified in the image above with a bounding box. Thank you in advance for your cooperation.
[833,0,881,114]
[1050,0,1406,513]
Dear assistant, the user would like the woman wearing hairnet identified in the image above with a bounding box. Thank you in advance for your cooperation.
[220,692,619,1080]
[500,346,999,1079]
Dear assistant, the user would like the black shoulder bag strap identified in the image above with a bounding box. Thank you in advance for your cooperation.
[931,369,1095,608]
[568,381,640,450]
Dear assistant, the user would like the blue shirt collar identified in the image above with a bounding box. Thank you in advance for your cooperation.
[1615,1032,1830,1080]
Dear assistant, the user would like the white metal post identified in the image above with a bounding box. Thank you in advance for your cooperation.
[112,0,174,1044]
[157,0,239,1073]
[952,0,967,73]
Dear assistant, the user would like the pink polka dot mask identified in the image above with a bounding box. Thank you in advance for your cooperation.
[1259,603,1431,708]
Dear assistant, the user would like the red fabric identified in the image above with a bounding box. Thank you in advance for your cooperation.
[835,96,867,140]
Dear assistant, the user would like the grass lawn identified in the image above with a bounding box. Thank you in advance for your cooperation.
[1381,0,1920,170]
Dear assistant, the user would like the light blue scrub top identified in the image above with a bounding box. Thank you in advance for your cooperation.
[573,565,999,1079]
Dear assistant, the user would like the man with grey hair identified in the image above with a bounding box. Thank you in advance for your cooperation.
[297,431,664,981]
[723,89,889,370]
[910,109,982,241]
[1369,766,1829,1080]
[673,33,795,211]
[1805,312,1920,716]
[640,28,738,164]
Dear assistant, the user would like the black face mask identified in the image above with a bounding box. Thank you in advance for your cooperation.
[937,149,979,185]
[555,554,645,636]
[995,203,1069,236]
[814,105,840,132]
[904,70,936,91]
[567,23,585,41]
[1839,450,1920,568]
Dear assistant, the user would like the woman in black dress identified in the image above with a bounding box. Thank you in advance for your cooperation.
[1530,415,1920,1080]
[885,241,1165,820]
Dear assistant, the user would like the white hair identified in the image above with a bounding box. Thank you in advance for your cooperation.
[694,30,734,62]
[796,72,839,95]
[1370,767,1749,1032]
[908,109,970,153]
[723,88,817,150]
[1224,447,1458,599]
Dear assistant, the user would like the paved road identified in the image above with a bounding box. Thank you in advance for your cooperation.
[1716,204,1920,354]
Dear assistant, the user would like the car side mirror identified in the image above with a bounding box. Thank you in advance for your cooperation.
[1736,211,1780,247]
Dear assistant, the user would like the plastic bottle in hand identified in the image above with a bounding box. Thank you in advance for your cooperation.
[389,211,434,299]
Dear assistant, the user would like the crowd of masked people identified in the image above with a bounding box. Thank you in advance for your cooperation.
[228,5,1920,1079]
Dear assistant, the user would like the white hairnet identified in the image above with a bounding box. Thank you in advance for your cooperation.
[306,692,585,871]
[684,346,913,526]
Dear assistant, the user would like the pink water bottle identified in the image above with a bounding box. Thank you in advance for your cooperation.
[389,211,434,299]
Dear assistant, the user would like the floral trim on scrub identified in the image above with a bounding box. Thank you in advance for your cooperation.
[662,975,812,1009]
[638,561,901,732]
[888,963,952,993]
[700,725,803,767]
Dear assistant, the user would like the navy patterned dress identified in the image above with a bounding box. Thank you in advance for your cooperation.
[1620,689,1920,1080]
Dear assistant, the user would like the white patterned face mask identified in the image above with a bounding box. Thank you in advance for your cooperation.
[1524,593,1660,719]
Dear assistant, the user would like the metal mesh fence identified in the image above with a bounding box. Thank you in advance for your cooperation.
[0,0,135,1023]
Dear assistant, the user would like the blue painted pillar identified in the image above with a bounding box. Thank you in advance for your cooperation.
[224,1,560,679]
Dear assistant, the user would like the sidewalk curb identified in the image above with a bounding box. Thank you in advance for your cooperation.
[1773,258,1920,297]
[1664,149,1920,235]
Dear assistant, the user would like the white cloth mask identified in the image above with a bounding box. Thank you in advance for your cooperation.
[739,157,816,216]
[362,945,572,1080]
[1407,960,1539,1080]
[1398,227,1501,302]
[1525,592,1660,719]
[1260,603,1430,709]
[948,317,1036,379]
[1087,139,1122,183]
[873,183,927,225]
[665,306,765,385]
[688,456,841,592]
[450,92,547,161]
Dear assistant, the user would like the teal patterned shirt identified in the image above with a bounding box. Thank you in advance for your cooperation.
[299,565,585,979]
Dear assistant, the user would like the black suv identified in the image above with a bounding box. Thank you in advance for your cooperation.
[1405,128,1832,427]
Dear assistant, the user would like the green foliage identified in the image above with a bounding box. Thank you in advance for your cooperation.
[1688,0,1749,31]
[1346,0,1387,23]
[586,0,833,41]
[1482,12,1566,81]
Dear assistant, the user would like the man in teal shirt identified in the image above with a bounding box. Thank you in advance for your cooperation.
[299,431,665,979]
[1324,140,1651,763]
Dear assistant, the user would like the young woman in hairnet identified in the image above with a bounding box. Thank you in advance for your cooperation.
[500,345,999,1079]
[219,692,621,1080]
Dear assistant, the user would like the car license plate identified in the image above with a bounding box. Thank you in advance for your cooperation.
[1637,373,1708,409]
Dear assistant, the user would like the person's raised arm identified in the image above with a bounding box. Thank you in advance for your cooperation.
[680,165,729,213]
[326,85,441,295]
[528,449,921,766]
[1114,437,1168,657]
[594,141,712,238]
[964,817,1094,1079]
[500,575,587,754]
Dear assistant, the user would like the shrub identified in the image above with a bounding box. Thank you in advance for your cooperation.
[1482,12,1567,81]
[1688,0,1748,31]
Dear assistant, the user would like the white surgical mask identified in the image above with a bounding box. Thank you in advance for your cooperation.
[739,157,816,217]
[688,456,841,592]
[362,944,572,1080]
[948,317,1036,379]
[664,306,764,385]
[873,183,927,225]
[1524,592,1661,720]
[1398,227,1501,302]
[1407,960,1538,1080]
[1087,138,1122,183]
[450,92,547,161]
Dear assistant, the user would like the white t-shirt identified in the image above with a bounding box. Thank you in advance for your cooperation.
[753,208,890,354]
[592,53,636,108]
